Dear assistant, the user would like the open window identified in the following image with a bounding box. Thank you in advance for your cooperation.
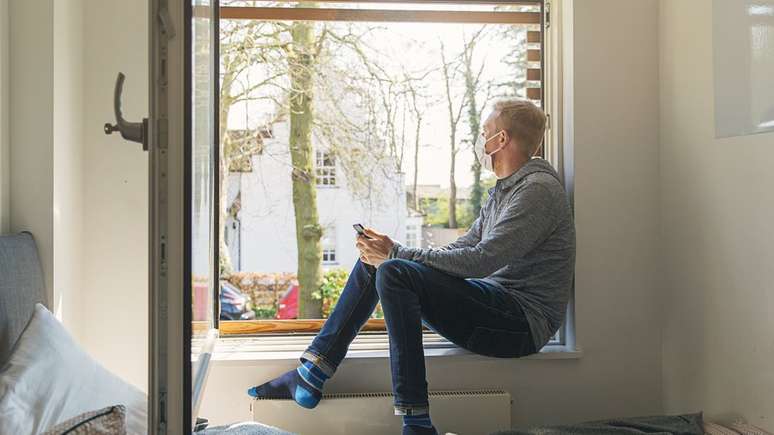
[204,0,553,338]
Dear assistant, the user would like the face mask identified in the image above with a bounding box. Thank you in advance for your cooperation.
[475,130,506,174]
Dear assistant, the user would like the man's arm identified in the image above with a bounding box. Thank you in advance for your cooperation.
[391,200,486,261]
[390,184,557,278]
[439,211,485,250]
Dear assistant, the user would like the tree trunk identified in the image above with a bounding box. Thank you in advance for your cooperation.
[440,46,459,229]
[448,131,457,229]
[289,20,323,319]
[412,116,421,211]
[218,92,235,277]
[465,62,484,218]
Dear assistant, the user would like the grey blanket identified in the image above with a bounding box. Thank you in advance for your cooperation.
[196,422,296,435]
[492,412,704,435]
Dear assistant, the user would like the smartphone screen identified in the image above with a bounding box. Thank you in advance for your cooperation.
[353,224,370,238]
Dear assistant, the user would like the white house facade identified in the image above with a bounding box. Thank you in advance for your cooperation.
[224,122,419,274]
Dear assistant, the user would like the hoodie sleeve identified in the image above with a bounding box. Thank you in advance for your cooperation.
[390,199,487,259]
[389,183,557,278]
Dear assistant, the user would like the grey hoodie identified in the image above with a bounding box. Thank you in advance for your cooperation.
[389,158,576,350]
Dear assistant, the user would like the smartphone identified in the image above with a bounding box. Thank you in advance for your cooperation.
[353,223,372,239]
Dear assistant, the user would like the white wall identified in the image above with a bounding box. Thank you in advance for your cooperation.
[3,0,148,391]
[200,0,665,427]
[0,0,8,234]
[52,0,85,330]
[76,0,149,390]
[8,0,55,301]
[660,1,774,429]
[7,0,88,334]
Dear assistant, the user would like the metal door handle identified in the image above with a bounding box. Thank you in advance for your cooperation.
[104,72,148,151]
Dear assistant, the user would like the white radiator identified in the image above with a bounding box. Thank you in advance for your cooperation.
[251,389,511,435]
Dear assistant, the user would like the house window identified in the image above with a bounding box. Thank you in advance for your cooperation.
[406,224,420,248]
[322,249,337,264]
[316,150,336,187]
[322,226,337,265]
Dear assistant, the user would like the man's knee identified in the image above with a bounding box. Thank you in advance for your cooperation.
[376,258,410,277]
[374,258,413,293]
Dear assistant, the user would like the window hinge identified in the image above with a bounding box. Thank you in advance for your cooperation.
[546,113,552,130]
[545,2,551,29]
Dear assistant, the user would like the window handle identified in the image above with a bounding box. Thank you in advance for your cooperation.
[103,72,148,151]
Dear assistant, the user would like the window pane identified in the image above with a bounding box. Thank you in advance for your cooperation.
[192,0,216,330]
[218,5,541,325]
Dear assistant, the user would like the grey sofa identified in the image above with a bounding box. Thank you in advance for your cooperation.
[0,232,46,366]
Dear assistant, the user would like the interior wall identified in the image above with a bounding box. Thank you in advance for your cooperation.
[659,0,774,429]
[77,0,150,391]
[201,0,664,427]
[4,0,147,390]
[8,0,55,301]
[0,0,8,234]
[52,0,85,330]
[6,0,86,329]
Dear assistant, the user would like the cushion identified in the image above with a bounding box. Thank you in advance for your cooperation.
[494,412,704,434]
[41,405,127,435]
[729,421,774,435]
[0,232,46,364]
[704,421,742,434]
[0,304,147,435]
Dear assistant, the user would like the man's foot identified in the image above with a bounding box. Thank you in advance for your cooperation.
[403,413,438,435]
[247,360,329,409]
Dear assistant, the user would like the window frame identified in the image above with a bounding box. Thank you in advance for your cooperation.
[315,149,337,187]
[207,0,576,352]
[321,224,338,265]
[405,223,421,248]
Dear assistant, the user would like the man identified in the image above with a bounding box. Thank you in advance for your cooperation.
[248,99,576,435]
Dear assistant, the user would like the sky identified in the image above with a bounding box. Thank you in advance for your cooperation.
[225,19,537,188]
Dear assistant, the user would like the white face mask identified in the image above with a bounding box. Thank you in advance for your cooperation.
[475,130,506,174]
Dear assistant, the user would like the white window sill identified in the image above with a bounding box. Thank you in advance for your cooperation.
[200,333,582,365]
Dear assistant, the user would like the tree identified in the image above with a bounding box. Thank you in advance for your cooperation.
[461,28,493,219]
[439,41,466,229]
[218,14,401,318]
[406,78,425,211]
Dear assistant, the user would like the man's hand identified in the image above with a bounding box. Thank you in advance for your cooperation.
[355,227,395,268]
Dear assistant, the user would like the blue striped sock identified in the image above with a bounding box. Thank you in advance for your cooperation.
[403,412,434,429]
[246,360,330,409]
[297,360,329,390]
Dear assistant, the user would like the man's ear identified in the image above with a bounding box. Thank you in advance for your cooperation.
[500,130,510,147]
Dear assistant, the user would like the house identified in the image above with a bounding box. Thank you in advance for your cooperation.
[224,122,419,273]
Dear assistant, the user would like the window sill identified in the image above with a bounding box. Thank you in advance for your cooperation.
[202,333,582,365]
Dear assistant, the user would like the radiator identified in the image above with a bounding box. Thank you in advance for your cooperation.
[251,389,511,435]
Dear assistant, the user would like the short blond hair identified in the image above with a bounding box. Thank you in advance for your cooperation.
[493,99,547,156]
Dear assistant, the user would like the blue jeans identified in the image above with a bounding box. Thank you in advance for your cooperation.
[300,259,535,416]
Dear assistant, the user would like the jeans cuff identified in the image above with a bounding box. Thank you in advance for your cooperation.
[393,403,430,416]
[300,349,336,378]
